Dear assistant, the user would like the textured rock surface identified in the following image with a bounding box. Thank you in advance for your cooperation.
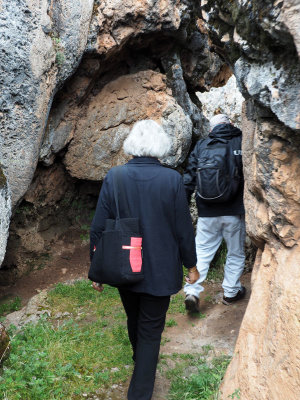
[201,0,300,131]
[1,162,99,280]
[234,57,300,131]
[161,51,204,137]
[0,168,11,265]
[88,0,183,55]
[0,0,93,265]
[0,0,94,207]
[40,0,224,167]
[280,0,300,57]
[64,70,193,179]
[220,100,300,400]
[196,74,244,134]
[0,322,10,364]
[4,290,49,329]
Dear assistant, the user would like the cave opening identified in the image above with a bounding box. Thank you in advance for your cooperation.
[0,29,257,294]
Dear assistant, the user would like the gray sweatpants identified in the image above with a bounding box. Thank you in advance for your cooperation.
[184,215,246,298]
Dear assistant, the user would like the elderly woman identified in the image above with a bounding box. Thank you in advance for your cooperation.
[90,120,199,400]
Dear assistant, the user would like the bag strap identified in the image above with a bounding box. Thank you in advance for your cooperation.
[112,166,130,220]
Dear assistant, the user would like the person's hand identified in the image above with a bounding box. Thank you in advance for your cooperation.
[185,267,199,284]
[92,282,104,292]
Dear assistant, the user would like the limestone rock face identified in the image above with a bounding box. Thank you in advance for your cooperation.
[234,57,300,132]
[0,0,94,207]
[0,0,93,265]
[196,75,244,135]
[201,0,300,131]
[0,0,223,205]
[280,0,300,57]
[220,101,300,400]
[88,0,187,55]
[0,169,11,266]
[64,70,192,180]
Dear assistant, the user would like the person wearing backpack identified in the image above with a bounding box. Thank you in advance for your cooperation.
[183,113,246,313]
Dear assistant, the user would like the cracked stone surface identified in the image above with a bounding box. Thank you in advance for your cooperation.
[219,100,300,400]
[64,70,193,180]
[197,74,245,134]
[0,0,94,207]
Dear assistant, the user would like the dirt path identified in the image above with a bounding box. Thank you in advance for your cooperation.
[163,275,250,356]
[0,234,251,400]
[0,234,90,305]
[93,273,251,400]
[151,274,250,400]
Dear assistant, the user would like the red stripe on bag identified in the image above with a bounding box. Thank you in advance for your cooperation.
[129,237,142,272]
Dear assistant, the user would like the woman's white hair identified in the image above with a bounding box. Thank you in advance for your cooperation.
[123,120,172,158]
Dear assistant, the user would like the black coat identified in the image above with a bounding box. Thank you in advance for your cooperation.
[90,157,197,296]
[183,124,245,217]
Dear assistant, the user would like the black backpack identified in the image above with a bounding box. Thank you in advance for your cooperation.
[196,137,241,203]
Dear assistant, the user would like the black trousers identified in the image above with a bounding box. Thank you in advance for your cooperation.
[118,289,170,400]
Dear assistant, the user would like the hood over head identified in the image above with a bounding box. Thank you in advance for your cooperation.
[209,123,242,139]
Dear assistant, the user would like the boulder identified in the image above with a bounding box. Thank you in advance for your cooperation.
[64,70,193,180]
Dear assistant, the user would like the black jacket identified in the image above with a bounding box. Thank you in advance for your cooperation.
[90,157,197,296]
[183,124,245,217]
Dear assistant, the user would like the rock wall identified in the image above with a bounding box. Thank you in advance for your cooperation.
[1,163,99,283]
[0,0,94,207]
[201,0,300,132]
[220,101,300,400]
[1,0,225,268]
[0,168,11,266]
[63,70,193,179]
[199,1,300,399]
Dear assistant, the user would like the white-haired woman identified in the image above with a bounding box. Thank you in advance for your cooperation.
[90,120,198,400]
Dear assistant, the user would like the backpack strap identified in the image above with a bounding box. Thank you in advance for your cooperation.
[112,166,130,220]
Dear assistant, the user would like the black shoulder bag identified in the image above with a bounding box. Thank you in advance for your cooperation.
[88,166,144,286]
